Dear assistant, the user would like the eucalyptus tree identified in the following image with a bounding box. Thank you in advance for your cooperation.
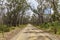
[30,0,51,25]
[45,0,60,21]
[37,0,59,34]
[0,0,6,40]
[3,0,29,26]
[50,0,59,34]
[0,0,5,24]
[30,13,38,25]
[51,0,60,21]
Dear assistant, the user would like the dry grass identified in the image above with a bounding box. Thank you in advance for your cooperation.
[0,25,26,40]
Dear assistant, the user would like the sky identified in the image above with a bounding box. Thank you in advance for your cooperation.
[0,0,6,4]
[27,0,38,16]
[27,0,38,9]
[44,8,54,14]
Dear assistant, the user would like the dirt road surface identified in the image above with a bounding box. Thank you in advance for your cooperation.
[10,24,60,40]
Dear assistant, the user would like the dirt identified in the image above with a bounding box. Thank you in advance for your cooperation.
[10,24,60,40]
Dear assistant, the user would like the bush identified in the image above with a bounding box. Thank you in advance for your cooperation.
[40,22,52,29]
[0,25,10,32]
[40,21,60,34]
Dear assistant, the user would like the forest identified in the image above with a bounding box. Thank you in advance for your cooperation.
[0,0,60,40]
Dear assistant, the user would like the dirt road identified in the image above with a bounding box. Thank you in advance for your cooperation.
[10,24,60,40]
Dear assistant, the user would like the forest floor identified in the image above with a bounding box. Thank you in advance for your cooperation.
[10,24,60,40]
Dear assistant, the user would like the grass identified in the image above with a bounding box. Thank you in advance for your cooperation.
[0,24,27,32]
[0,24,27,40]
[35,21,60,35]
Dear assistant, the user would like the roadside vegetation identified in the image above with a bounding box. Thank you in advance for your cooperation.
[30,0,60,35]
[0,24,26,33]
[0,24,26,40]
[35,21,60,34]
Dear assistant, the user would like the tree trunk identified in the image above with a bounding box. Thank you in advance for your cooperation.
[38,13,43,25]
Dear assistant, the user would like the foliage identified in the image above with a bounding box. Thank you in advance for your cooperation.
[0,25,10,32]
[40,21,60,34]
[2,0,29,26]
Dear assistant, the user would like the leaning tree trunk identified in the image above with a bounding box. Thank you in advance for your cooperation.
[38,13,43,25]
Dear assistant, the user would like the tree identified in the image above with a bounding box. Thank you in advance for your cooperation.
[30,0,51,25]
[3,0,29,26]
[30,14,39,25]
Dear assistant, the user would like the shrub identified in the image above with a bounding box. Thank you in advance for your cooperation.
[0,25,10,32]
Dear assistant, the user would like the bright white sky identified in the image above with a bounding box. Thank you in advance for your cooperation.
[27,0,38,16]
[27,0,38,9]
